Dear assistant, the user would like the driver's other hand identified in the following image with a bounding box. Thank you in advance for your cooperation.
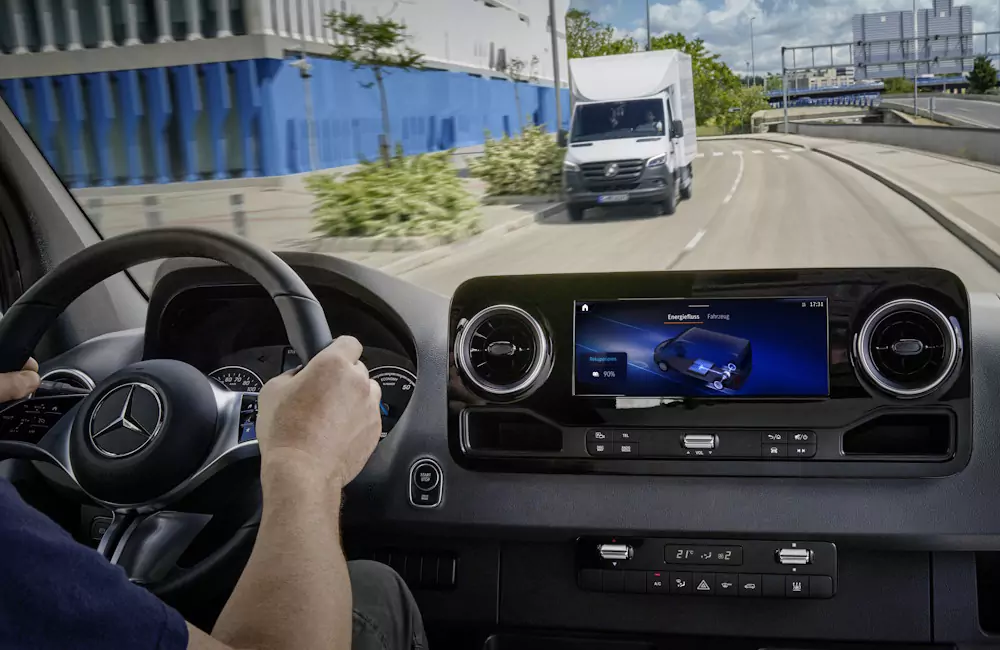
[0,358,40,403]
[256,336,381,488]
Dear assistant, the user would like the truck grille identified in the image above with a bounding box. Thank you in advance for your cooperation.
[580,159,645,191]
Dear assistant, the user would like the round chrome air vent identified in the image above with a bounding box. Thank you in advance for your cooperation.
[40,368,95,391]
[455,305,551,399]
[855,298,960,399]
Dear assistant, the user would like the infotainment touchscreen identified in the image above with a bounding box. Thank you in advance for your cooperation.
[573,297,829,398]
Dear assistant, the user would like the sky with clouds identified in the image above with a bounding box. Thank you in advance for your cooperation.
[570,0,1000,74]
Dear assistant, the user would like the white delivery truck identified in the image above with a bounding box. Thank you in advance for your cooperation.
[561,50,697,221]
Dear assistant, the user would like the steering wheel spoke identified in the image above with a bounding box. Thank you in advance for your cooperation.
[100,510,213,584]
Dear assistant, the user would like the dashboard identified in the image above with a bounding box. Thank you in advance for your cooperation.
[18,253,1000,647]
[147,276,418,441]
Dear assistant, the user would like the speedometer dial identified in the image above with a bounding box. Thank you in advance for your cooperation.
[370,366,416,438]
[209,366,264,393]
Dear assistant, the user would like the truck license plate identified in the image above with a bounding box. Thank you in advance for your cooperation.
[597,194,629,204]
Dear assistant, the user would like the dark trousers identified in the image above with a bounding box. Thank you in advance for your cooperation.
[349,560,428,650]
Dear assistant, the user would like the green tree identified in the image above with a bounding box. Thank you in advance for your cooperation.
[326,10,424,163]
[731,86,768,132]
[566,9,638,58]
[506,56,540,131]
[650,32,741,126]
[882,76,914,95]
[968,55,999,94]
[765,73,783,91]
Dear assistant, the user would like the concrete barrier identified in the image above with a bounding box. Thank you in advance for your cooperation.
[779,122,1000,166]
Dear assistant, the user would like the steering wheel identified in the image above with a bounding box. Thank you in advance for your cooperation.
[0,227,332,592]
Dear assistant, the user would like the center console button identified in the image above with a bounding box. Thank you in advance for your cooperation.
[786,575,810,598]
[738,574,762,597]
[716,573,738,596]
[762,443,787,458]
[587,441,612,456]
[614,442,639,457]
[602,570,625,593]
[647,571,668,594]
[669,572,693,594]
[693,572,715,595]
[790,443,816,458]
[586,429,611,443]
[790,431,816,443]
[762,431,787,443]
[762,574,785,598]
[624,571,647,593]
[614,430,640,443]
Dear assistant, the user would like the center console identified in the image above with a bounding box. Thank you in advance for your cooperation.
[448,268,970,478]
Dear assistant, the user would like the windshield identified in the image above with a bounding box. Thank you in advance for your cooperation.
[3,0,1000,297]
[572,99,666,141]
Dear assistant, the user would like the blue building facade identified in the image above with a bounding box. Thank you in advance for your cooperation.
[0,0,570,187]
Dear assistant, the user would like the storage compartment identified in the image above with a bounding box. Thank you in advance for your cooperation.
[976,552,1000,634]
[841,412,952,458]
[464,411,562,453]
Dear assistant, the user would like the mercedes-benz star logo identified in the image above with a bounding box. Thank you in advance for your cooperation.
[89,383,164,458]
[604,163,619,178]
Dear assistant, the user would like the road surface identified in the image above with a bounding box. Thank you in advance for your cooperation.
[887,96,1000,128]
[400,139,1000,296]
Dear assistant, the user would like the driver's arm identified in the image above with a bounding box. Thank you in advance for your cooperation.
[188,335,382,650]
[0,340,380,650]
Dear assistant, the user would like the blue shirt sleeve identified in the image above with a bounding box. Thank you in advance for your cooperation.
[0,478,189,650]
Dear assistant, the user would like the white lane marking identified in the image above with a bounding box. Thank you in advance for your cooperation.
[788,148,805,153]
[712,151,724,157]
[771,148,785,153]
[732,150,743,156]
[752,150,763,154]
[777,154,790,160]
[695,153,705,158]
[684,229,706,251]
[722,146,745,205]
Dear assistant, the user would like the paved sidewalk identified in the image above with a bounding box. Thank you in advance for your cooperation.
[735,133,1000,272]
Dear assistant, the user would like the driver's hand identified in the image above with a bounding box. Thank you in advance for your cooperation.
[0,358,40,403]
[255,336,382,488]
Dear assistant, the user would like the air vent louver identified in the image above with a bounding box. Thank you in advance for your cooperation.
[856,299,959,398]
[456,305,550,399]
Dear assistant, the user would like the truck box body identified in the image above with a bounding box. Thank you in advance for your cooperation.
[562,50,698,220]
[569,50,697,163]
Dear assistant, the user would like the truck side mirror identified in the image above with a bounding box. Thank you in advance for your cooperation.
[671,120,685,138]
[557,130,568,147]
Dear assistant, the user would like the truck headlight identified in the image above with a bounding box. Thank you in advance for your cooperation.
[563,160,580,172]
[646,154,667,168]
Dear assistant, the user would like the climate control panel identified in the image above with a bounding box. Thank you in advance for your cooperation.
[576,537,837,600]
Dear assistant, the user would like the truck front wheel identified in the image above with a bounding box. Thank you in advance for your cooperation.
[662,173,679,216]
[680,165,693,200]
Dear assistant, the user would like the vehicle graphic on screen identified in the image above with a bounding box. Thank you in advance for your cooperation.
[652,327,753,391]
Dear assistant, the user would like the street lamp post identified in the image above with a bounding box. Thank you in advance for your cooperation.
[549,0,562,135]
[750,16,756,87]
[913,0,919,117]
[646,0,652,51]
[746,61,751,87]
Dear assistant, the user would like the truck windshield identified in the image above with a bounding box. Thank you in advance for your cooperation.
[571,99,666,142]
